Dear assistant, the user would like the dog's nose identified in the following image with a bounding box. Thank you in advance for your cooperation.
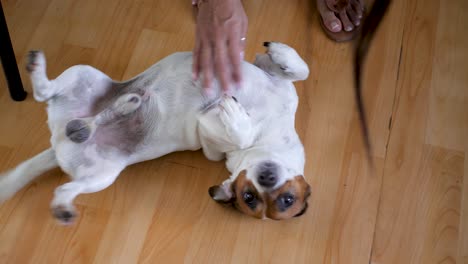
[257,162,278,188]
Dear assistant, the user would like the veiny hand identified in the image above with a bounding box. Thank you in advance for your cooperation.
[192,0,248,94]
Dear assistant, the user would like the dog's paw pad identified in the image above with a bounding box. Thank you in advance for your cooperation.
[52,206,77,225]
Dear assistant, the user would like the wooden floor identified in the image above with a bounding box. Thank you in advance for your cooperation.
[0,0,467,263]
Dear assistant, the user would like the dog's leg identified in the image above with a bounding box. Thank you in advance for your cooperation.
[254,42,309,82]
[218,96,255,149]
[94,93,142,125]
[50,164,124,224]
[198,96,256,156]
[199,135,225,161]
[26,51,59,102]
[65,93,143,143]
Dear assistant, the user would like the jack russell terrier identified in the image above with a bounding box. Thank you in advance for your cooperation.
[0,42,311,223]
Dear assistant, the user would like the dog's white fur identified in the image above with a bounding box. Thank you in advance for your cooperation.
[0,42,310,222]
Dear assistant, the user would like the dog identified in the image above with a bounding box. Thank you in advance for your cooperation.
[0,42,311,223]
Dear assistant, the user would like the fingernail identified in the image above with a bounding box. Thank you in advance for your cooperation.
[192,0,197,5]
[240,52,245,61]
[192,72,198,81]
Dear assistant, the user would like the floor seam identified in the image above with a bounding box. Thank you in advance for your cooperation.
[367,8,407,264]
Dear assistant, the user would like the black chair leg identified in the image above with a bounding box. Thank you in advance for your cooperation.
[0,2,27,101]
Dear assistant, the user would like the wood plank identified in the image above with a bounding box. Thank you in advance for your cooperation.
[426,0,468,151]
[370,0,465,262]
[460,153,468,263]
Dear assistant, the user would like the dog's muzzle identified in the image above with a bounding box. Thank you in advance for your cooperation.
[257,161,278,188]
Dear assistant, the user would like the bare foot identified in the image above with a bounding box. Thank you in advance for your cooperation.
[317,0,364,34]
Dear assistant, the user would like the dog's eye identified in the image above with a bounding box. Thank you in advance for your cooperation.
[243,192,257,209]
[243,192,255,204]
[278,194,295,209]
[280,65,288,71]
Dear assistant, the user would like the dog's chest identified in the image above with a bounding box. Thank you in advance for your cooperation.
[234,83,297,121]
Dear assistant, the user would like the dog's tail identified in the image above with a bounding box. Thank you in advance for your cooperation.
[353,0,392,169]
[0,148,58,202]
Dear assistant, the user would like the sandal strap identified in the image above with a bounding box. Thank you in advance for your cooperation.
[325,0,351,13]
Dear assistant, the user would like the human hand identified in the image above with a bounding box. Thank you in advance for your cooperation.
[192,0,248,94]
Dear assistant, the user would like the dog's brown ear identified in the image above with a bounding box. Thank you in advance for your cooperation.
[208,181,235,203]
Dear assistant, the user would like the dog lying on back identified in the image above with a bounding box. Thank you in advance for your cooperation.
[0,42,311,224]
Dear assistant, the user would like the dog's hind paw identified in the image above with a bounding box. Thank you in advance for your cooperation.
[26,50,45,73]
[52,205,77,225]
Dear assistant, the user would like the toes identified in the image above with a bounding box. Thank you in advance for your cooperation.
[354,0,365,11]
[218,96,248,123]
[321,11,342,32]
[346,6,360,26]
[351,0,364,17]
[219,96,236,115]
[338,10,354,32]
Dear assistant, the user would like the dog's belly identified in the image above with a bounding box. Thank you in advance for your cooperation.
[122,53,299,163]
[50,52,299,167]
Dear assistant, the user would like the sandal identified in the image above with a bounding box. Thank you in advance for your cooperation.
[320,0,364,42]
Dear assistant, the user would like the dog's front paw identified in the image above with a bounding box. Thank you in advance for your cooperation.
[261,42,309,81]
[26,50,45,73]
[218,96,253,149]
[51,205,77,225]
[263,42,290,72]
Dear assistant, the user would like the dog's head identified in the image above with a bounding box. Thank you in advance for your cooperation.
[209,160,311,220]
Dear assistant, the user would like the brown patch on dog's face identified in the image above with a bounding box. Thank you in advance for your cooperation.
[231,170,265,219]
[265,176,311,220]
[209,171,311,220]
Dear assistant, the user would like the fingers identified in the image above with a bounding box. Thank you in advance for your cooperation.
[192,33,201,81]
[214,32,231,91]
[193,0,247,94]
[201,40,214,91]
[228,29,242,87]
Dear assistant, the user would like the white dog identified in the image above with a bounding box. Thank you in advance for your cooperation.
[0,42,311,223]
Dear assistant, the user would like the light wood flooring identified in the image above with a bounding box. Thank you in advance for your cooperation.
[0,0,467,263]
